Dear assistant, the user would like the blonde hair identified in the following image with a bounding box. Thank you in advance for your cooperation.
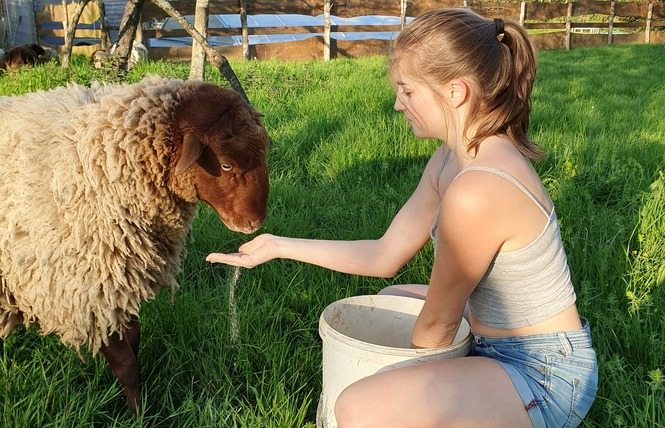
[390,8,543,159]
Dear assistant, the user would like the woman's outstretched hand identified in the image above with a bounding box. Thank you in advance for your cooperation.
[206,233,278,268]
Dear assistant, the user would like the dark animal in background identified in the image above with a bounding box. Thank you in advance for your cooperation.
[0,75,270,413]
[1,43,46,69]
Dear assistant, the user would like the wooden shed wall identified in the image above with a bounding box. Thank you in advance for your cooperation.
[33,0,125,27]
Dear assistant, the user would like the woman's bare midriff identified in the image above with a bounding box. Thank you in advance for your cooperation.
[470,304,583,338]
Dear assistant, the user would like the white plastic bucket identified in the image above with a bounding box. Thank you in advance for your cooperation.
[316,295,472,428]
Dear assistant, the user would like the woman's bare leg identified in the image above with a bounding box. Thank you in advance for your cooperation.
[334,356,533,428]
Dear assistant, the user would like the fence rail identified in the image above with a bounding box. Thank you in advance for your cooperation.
[34,0,665,61]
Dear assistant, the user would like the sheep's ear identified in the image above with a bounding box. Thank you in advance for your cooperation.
[175,134,204,175]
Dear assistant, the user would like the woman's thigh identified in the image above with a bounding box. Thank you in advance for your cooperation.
[378,284,429,299]
[334,356,532,428]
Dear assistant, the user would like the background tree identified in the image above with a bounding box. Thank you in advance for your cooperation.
[113,0,146,72]
[61,0,91,68]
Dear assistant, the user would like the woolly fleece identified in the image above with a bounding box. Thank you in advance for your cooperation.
[0,75,204,354]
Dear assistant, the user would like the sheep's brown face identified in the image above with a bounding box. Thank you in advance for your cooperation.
[174,83,270,234]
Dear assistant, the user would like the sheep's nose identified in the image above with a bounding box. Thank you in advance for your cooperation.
[248,218,264,231]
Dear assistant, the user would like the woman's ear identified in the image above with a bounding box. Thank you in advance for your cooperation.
[446,79,469,108]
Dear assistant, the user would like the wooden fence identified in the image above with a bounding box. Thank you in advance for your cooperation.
[35,0,665,61]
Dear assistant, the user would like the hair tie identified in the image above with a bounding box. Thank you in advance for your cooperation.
[494,18,506,42]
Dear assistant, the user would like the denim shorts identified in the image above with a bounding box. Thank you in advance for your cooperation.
[471,318,598,428]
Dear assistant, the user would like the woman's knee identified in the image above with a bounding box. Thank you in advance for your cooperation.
[334,385,363,427]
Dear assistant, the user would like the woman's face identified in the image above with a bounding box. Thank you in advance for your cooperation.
[393,71,446,140]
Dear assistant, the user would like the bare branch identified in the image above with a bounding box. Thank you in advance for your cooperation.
[149,0,250,104]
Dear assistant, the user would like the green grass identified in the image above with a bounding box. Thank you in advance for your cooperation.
[1,43,664,427]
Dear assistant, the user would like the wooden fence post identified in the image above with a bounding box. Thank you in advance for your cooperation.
[608,1,615,44]
[189,0,209,81]
[240,0,249,59]
[519,1,526,27]
[565,0,573,51]
[400,0,407,29]
[645,2,653,43]
[323,0,331,61]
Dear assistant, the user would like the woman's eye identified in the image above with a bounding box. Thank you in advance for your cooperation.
[221,164,233,172]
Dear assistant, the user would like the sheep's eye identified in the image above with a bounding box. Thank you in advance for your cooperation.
[221,164,233,172]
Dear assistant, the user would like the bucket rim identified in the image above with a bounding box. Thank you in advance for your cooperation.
[318,295,472,356]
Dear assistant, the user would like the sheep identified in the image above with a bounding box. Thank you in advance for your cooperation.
[0,74,270,413]
[1,43,46,69]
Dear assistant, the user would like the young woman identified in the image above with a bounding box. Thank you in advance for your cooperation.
[207,8,598,427]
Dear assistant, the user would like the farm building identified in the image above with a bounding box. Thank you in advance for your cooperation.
[0,0,125,50]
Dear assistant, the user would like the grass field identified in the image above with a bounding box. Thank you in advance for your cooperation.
[0,43,663,427]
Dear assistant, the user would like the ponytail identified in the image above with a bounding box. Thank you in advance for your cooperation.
[391,8,544,159]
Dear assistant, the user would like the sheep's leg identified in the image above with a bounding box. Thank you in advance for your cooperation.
[99,319,142,415]
[124,316,141,358]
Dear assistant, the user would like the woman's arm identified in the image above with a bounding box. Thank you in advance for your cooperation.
[410,171,509,348]
[207,234,411,278]
[207,147,450,277]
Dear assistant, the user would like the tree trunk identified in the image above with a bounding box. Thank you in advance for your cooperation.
[99,1,111,51]
[62,0,69,33]
[61,0,91,68]
[188,0,209,81]
[114,0,146,72]
[150,0,250,105]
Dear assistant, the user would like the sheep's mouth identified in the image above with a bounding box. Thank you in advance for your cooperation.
[199,194,266,234]
[219,215,264,234]
[228,223,262,234]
